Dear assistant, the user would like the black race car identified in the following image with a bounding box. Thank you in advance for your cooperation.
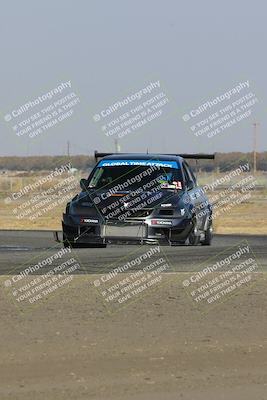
[61,151,214,247]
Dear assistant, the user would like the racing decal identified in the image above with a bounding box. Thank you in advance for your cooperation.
[98,160,180,168]
[80,218,99,224]
[159,180,182,189]
[173,180,182,189]
[151,219,172,226]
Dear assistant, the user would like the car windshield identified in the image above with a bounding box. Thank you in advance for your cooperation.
[88,164,183,191]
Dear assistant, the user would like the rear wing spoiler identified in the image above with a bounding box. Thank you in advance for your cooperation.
[167,154,215,160]
[94,150,215,162]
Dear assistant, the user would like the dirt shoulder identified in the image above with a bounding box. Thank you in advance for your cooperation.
[0,273,266,400]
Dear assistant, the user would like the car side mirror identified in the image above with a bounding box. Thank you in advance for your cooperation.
[187,180,194,191]
[80,178,88,191]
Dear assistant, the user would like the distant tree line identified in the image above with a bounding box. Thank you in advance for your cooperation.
[0,155,95,172]
[0,152,266,172]
[188,152,267,172]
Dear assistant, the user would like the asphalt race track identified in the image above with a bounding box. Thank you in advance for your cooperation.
[0,230,266,274]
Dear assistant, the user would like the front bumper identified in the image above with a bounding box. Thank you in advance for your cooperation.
[62,213,194,245]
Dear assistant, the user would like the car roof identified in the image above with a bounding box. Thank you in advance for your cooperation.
[100,153,183,163]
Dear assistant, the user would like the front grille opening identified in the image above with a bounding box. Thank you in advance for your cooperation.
[130,208,153,218]
[159,209,174,216]
[153,228,170,239]
[80,226,96,235]
[64,224,78,234]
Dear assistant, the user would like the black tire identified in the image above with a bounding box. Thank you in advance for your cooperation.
[63,238,79,248]
[63,236,107,249]
[63,233,80,248]
[63,233,71,248]
[64,242,107,248]
[188,227,200,246]
[63,240,70,248]
[201,225,213,246]
[86,243,107,248]
[170,241,186,246]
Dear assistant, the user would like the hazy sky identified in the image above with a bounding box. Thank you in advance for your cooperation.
[0,0,266,156]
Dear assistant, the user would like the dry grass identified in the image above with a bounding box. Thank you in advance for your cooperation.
[0,172,266,234]
[213,199,267,234]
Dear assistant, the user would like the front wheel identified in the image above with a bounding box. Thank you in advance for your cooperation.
[201,224,213,246]
[188,227,200,246]
[86,243,107,248]
[63,234,107,248]
[63,234,79,248]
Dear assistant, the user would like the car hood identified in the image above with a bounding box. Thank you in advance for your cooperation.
[72,189,182,218]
